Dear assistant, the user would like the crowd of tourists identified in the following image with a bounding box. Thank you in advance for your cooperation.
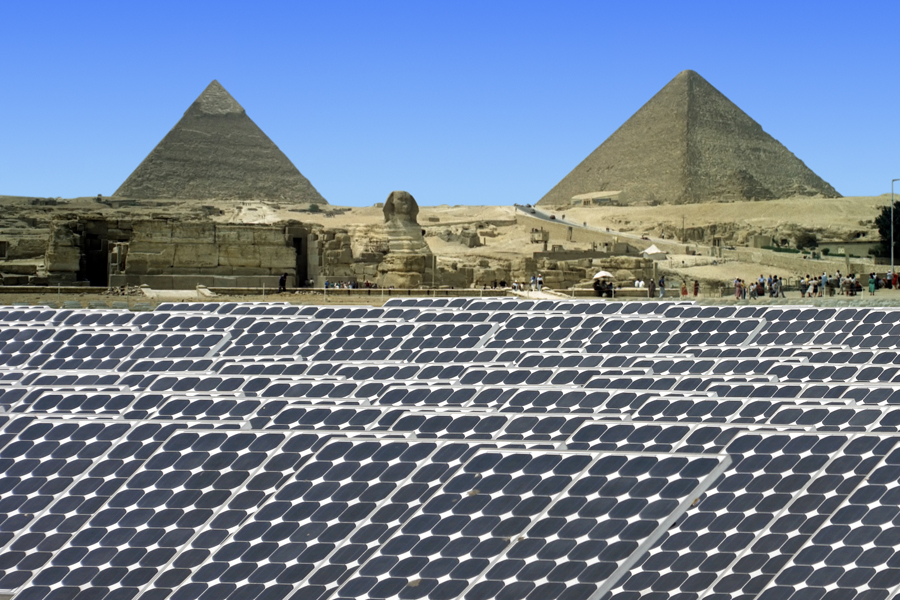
[734,271,900,299]
[512,275,545,292]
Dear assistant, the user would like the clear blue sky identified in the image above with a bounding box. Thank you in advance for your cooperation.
[1,1,897,206]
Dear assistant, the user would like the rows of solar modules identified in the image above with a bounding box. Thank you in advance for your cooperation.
[0,297,898,600]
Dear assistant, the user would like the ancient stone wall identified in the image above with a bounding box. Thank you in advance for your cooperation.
[108,220,298,289]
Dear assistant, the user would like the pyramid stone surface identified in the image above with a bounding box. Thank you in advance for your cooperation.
[114,81,327,204]
[538,70,840,206]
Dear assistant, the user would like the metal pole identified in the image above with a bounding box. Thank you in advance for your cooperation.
[893,179,899,280]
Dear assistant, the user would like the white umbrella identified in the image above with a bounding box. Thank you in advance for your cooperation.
[592,270,614,279]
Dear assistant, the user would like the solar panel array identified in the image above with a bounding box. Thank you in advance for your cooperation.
[0,297,898,600]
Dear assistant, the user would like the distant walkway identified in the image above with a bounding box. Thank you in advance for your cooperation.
[510,289,568,300]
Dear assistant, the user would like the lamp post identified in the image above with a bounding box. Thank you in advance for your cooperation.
[894,179,900,281]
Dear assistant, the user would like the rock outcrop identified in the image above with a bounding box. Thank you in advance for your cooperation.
[538,70,840,206]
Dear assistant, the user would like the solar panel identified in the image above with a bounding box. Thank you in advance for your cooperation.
[0,299,899,600]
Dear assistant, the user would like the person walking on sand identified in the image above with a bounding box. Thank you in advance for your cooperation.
[278,273,288,293]
[870,273,877,296]
[681,281,688,298]
[693,280,699,297]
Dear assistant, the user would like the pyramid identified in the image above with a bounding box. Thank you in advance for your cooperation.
[113,80,327,204]
[538,70,839,206]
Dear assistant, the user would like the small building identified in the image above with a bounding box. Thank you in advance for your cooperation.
[642,244,667,260]
[569,191,622,206]
[816,240,880,258]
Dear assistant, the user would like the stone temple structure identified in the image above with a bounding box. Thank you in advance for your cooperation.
[113,80,327,204]
[538,70,840,206]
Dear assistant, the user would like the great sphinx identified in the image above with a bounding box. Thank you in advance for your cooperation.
[378,191,432,287]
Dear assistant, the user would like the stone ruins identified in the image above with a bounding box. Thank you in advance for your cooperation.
[0,71,858,292]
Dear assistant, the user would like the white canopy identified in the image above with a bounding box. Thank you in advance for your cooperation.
[593,270,614,279]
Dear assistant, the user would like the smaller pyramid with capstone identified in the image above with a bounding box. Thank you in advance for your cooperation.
[113,80,327,204]
[538,70,840,206]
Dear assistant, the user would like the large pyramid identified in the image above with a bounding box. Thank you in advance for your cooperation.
[538,70,839,206]
[114,80,327,204]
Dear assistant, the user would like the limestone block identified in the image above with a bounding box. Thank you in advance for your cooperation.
[48,272,78,285]
[218,245,261,268]
[0,263,38,275]
[232,267,267,276]
[258,246,296,268]
[169,275,216,288]
[253,228,286,245]
[379,254,426,274]
[0,274,29,285]
[216,226,256,245]
[126,244,176,274]
[140,275,175,289]
[324,250,350,265]
[117,220,133,231]
[131,221,172,243]
[173,244,218,268]
[171,222,215,243]
[201,266,232,275]
[170,267,224,275]
[13,237,50,259]
[380,272,422,288]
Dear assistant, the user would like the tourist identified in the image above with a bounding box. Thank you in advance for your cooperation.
[537,274,544,291]
[278,273,287,293]
[680,281,688,298]
[658,276,666,298]
[734,278,741,300]
[869,273,877,296]
[530,275,537,291]
[648,278,656,298]
[693,280,699,297]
